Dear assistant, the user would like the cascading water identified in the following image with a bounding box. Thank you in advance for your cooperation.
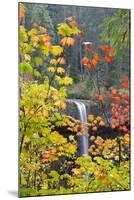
[75,101,88,156]
[68,100,89,156]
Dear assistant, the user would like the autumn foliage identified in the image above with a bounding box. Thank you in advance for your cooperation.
[19,4,130,197]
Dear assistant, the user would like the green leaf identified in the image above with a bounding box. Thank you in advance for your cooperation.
[34,70,41,77]
[34,57,43,65]
[20,61,33,76]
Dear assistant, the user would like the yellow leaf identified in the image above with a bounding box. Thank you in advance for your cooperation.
[92,126,97,131]
[54,100,66,110]
[60,37,75,46]
[61,76,73,85]
[96,116,102,121]
[51,46,63,56]
[24,54,31,61]
[88,115,94,121]
[93,120,97,124]
[99,120,105,126]
[57,67,65,74]
[57,57,65,64]
[72,27,81,35]
[47,66,55,73]
[72,168,81,175]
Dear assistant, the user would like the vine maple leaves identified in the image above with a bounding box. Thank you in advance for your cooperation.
[82,43,116,70]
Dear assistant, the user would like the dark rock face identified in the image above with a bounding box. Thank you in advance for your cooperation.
[64,99,100,120]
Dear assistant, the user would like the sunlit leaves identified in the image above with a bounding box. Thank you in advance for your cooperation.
[88,115,105,132]
[28,28,38,37]
[57,67,65,74]
[20,26,28,42]
[50,59,57,65]
[51,45,63,56]
[58,23,73,36]
[60,37,75,46]
[57,18,80,40]
[88,115,94,121]
[72,168,81,175]
[54,100,66,110]
[47,66,55,73]
[55,76,73,86]
[24,54,31,62]
[57,57,65,64]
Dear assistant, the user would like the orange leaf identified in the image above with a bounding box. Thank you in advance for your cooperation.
[91,59,99,66]
[111,124,116,129]
[100,44,109,52]
[42,34,51,43]
[104,56,112,64]
[70,21,78,27]
[93,53,100,61]
[45,42,51,49]
[111,89,118,95]
[84,45,93,52]
[81,57,89,65]
[19,3,25,21]
[108,47,116,57]
[57,57,65,64]
[60,37,75,46]
[88,115,94,121]
[50,59,58,65]
[42,159,49,163]
[87,61,94,70]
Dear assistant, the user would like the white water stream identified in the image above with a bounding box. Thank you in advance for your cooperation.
[68,100,89,156]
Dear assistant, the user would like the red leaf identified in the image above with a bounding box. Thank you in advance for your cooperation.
[97,95,104,101]
[111,89,118,95]
[82,57,89,65]
[104,56,112,64]
[121,82,128,88]
[113,96,120,102]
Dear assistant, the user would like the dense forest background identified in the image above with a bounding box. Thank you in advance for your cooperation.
[23,3,130,99]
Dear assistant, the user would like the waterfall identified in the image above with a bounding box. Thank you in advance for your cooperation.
[69,100,89,156]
